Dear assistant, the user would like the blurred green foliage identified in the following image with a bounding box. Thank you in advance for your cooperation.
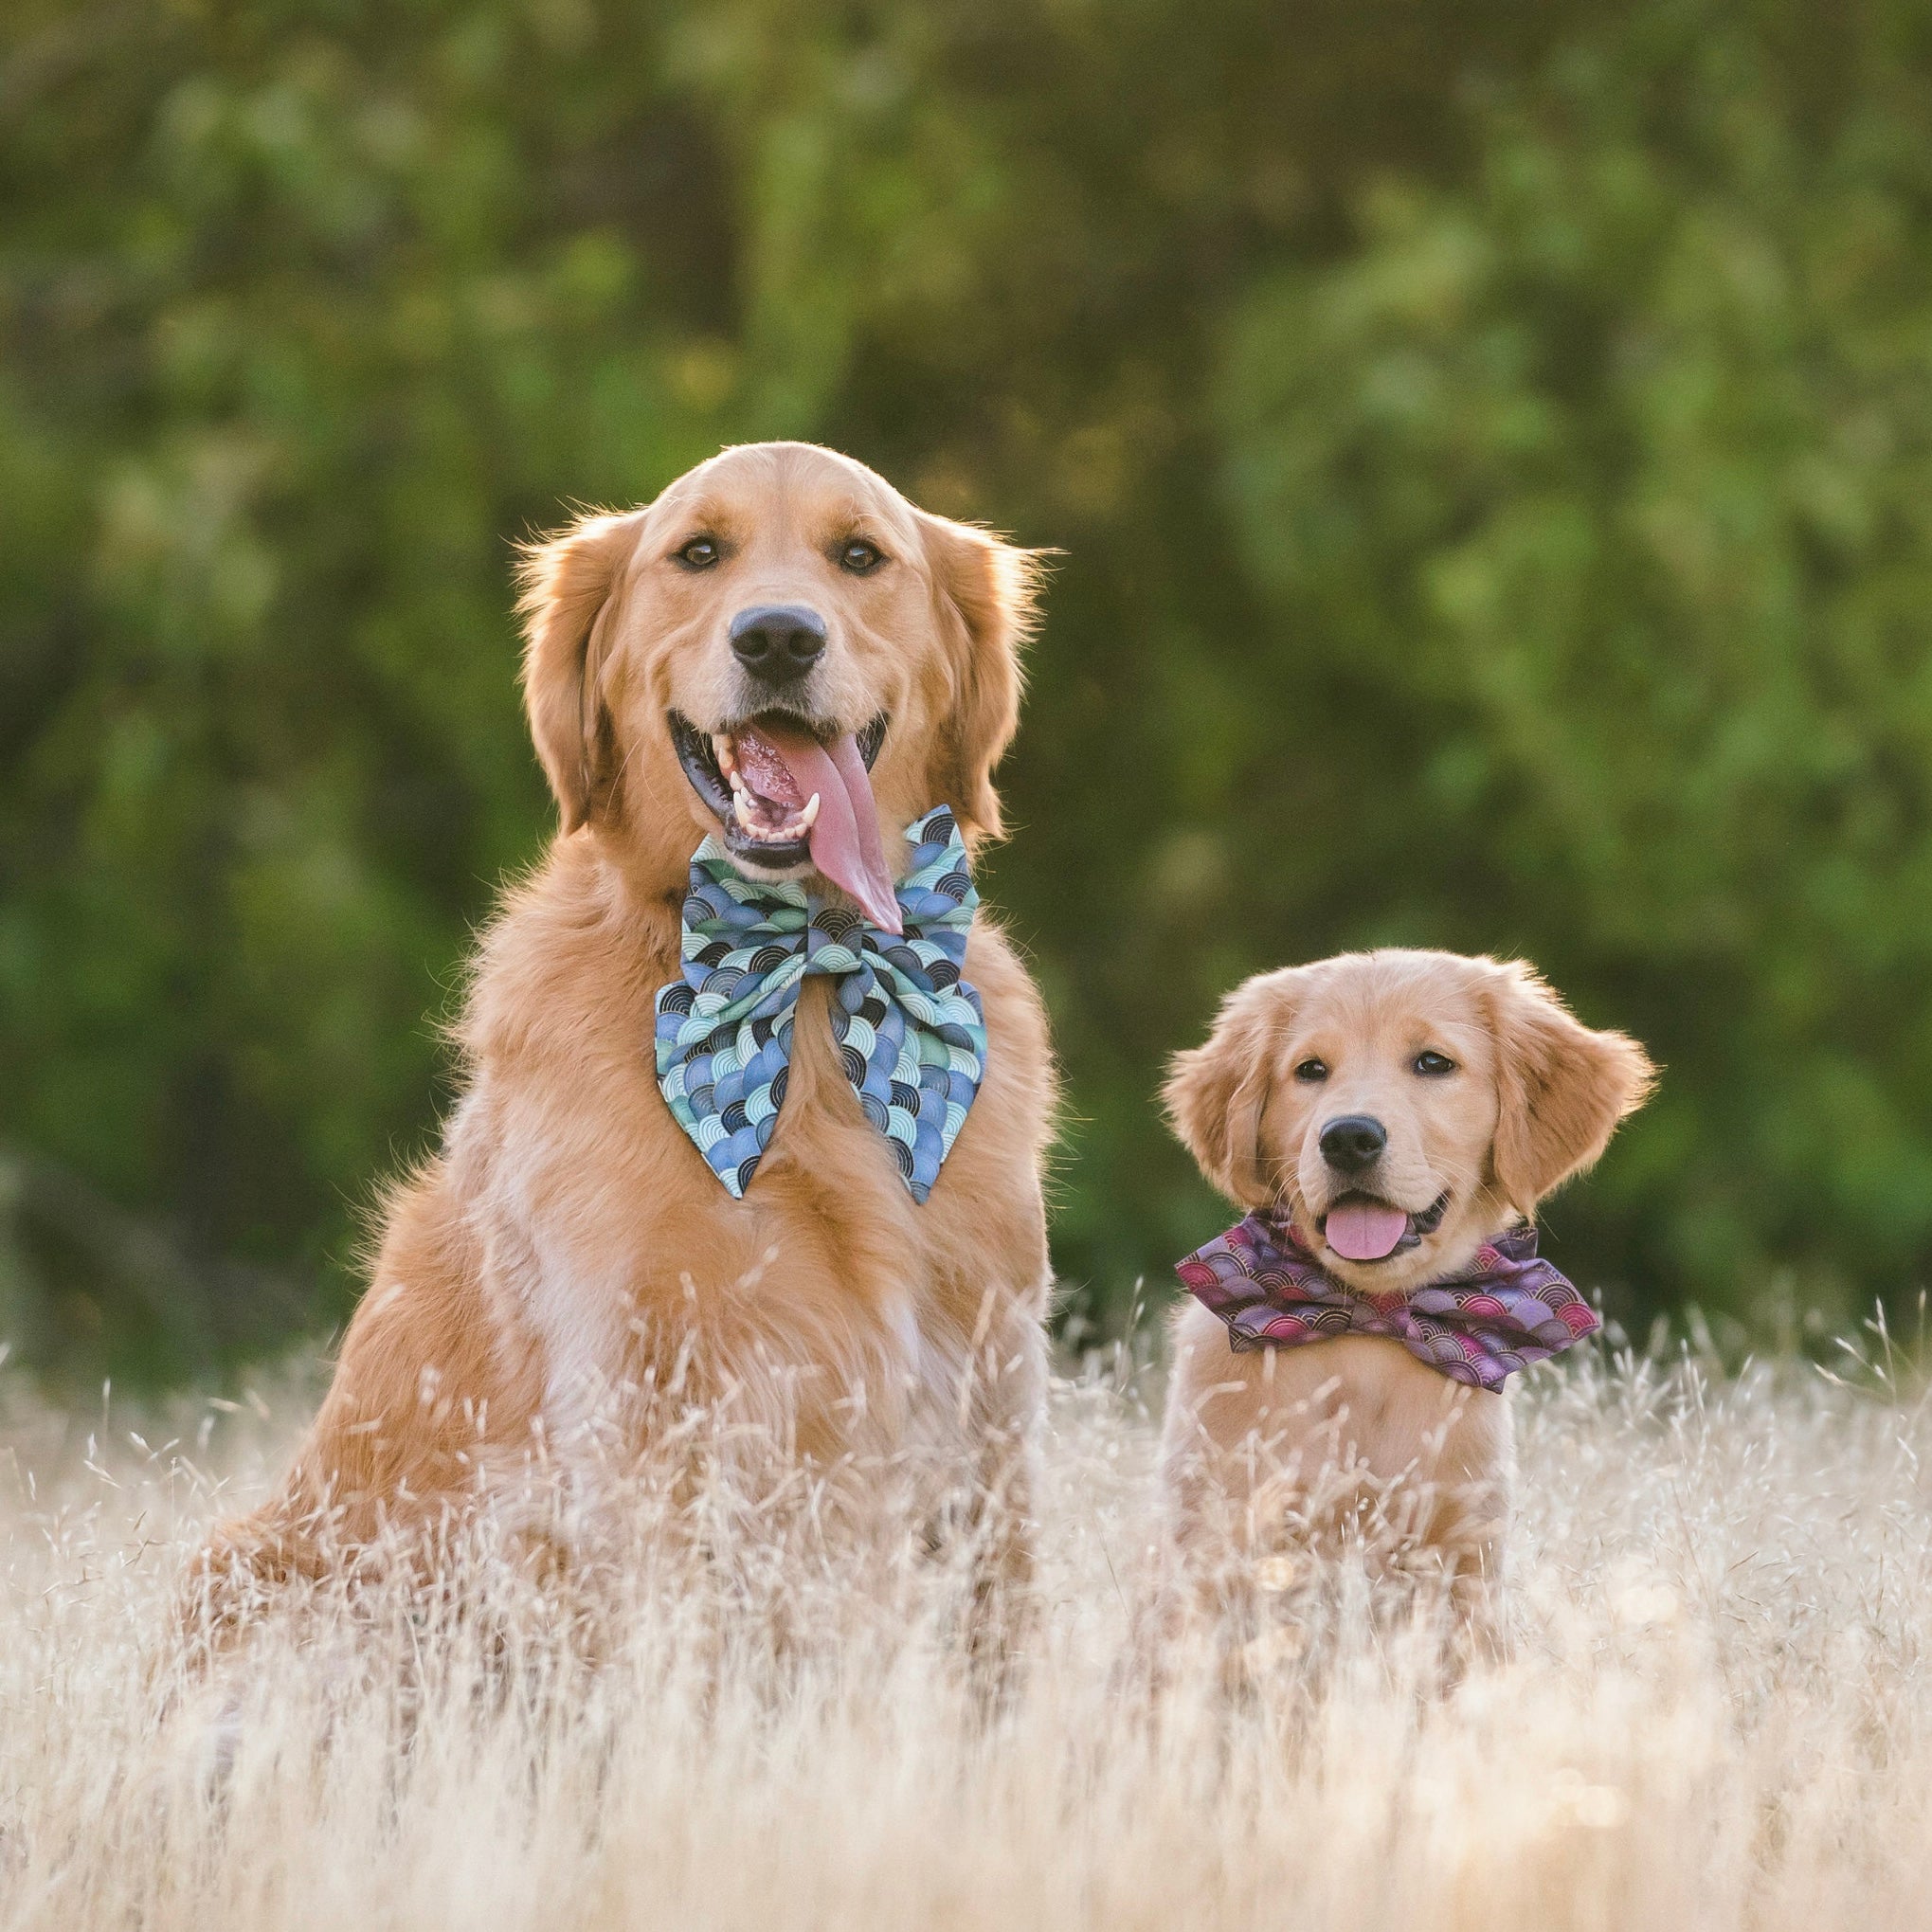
[4,0,1930,1381]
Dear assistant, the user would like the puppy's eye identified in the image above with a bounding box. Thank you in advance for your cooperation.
[838,539,884,574]
[1414,1050,1457,1076]
[673,536,720,569]
[1293,1058,1329,1083]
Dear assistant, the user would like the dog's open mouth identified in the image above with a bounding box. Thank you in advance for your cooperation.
[671,710,898,932]
[1318,1191,1450,1264]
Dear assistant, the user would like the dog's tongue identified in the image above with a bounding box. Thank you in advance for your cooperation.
[1325,1200,1411,1263]
[737,719,902,935]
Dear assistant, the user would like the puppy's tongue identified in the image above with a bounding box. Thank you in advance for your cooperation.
[735,719,903,936]
[1325,1200,1411,1263]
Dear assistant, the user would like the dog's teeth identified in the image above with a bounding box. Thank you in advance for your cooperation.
[735,804,792,844]
[730,783,817,847]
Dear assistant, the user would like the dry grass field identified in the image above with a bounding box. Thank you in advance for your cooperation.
[3,1330,1931,1931]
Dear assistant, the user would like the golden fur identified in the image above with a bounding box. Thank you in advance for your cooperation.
[190,443,1056,1629]
[1159,950,1653,1645]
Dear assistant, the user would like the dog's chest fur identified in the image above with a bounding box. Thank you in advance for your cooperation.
[467,882,1051,1472]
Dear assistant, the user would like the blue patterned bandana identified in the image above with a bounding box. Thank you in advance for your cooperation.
[654,805,985,1202]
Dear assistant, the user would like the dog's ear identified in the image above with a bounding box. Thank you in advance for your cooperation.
[516,510,640,832]
[1164,971,1296,1209]
[1485,963,1655,1217]
[915,512,1041,841]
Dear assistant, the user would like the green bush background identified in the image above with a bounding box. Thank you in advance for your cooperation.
[6,0,1932,1381]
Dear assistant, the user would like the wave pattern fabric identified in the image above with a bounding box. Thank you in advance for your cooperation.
[655,805,985,1203]
[1175,1213,1600,1390]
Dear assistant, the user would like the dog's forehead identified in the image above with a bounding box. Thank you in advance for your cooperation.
[646,443,921,549]
[1296,956,1492,1053]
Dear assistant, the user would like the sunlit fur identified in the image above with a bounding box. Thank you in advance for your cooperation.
[185,444,1055,1641]
[1160,950,1654,1645]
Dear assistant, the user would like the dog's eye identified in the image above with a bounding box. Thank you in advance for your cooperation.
[1293,1058,1328,1083]
[1414,1051,1457,1076]
[673,536,720,569]
[838,539,884,574]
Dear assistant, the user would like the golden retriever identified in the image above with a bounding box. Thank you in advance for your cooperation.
[1158,949,1652,1651]
[190,442,1055,1638]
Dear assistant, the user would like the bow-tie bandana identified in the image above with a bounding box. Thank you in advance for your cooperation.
[1175,1212,1600,1391]
[654,805,985,1203]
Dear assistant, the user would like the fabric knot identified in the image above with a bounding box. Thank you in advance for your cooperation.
[1175,1211,1600,1391]
[653,805,985,1203]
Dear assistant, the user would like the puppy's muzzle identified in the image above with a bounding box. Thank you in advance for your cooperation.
[1318,1114,1387,1175]
[730,604,827,687]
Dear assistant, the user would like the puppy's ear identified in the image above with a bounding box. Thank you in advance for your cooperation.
[915,512,1042,841]
[515,510,640,832]
[1486,963,1655,1218]
[1163,972,1295,1209]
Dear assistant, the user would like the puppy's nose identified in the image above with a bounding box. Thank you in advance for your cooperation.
[730,605,826,684]
[1319,1115,1388,1174]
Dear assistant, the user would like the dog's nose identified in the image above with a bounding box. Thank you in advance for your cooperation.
[1319,1114,1388,1173]
[730,605,827,684]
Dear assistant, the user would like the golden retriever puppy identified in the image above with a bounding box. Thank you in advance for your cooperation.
[1158,950,1652,1651]
[189,442,1055,1640]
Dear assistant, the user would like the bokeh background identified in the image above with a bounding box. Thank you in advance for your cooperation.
[6,0,1932,1384]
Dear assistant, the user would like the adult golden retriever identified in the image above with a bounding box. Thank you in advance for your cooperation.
[1159,950,1652,1651]
[191,442,1055,1633]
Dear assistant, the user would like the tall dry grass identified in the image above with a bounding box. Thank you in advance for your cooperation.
[2,1332,1930,1931]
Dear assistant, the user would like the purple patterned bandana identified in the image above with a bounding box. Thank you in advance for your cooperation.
[1175,1212,1601,1391]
